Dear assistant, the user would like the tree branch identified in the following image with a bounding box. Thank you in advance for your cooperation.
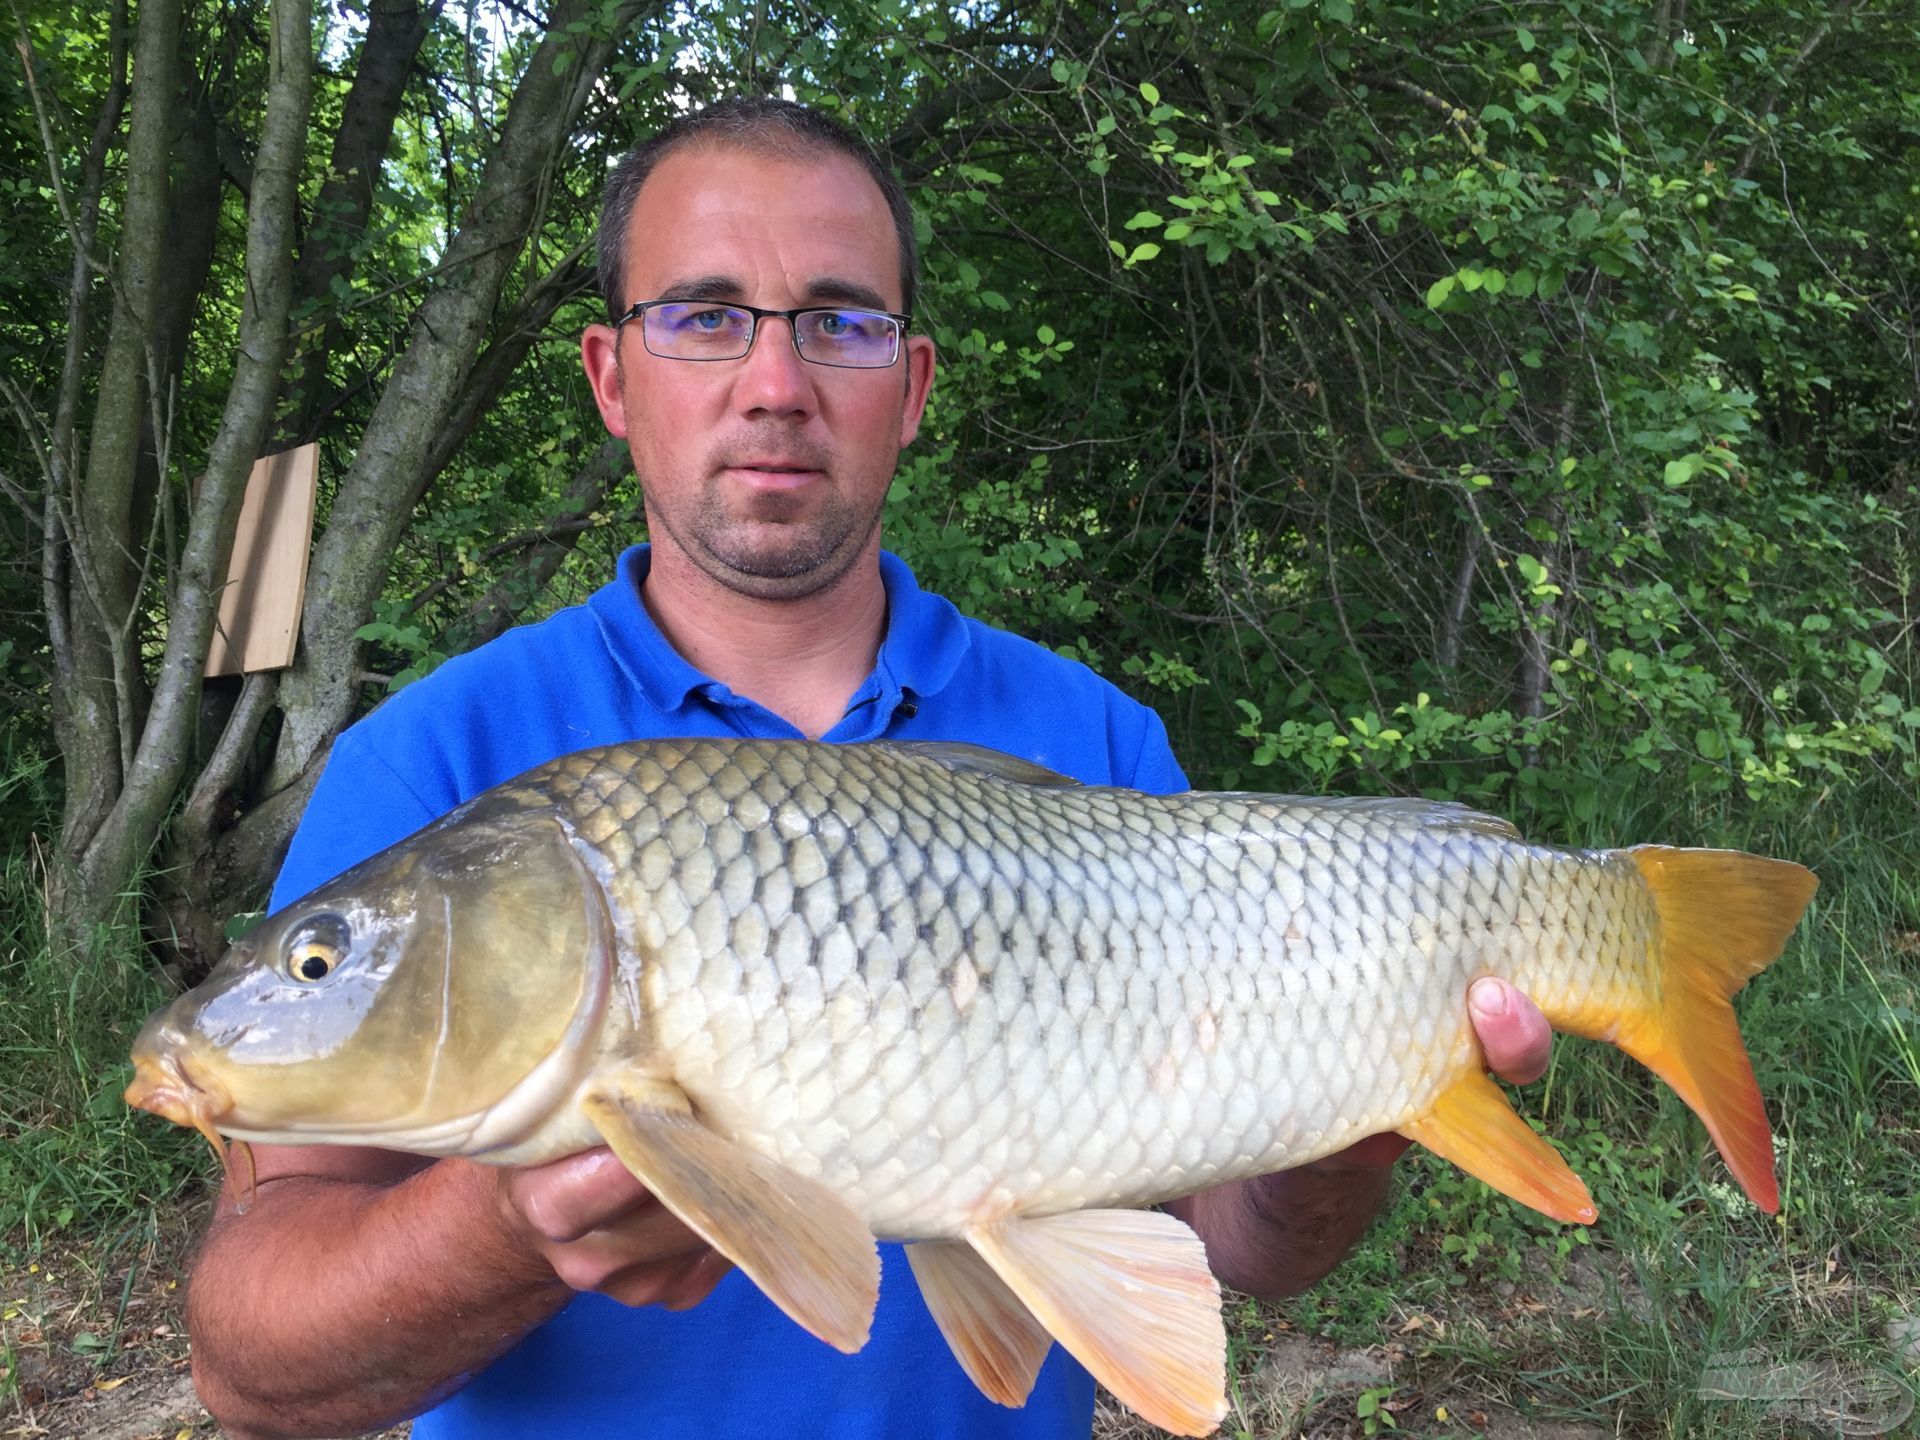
[268,0,659,795]
[79,0,314,902]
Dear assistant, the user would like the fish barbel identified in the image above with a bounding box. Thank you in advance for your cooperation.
[126,738,1817,1435]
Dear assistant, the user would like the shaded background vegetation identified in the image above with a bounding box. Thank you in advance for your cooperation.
[1,0,1917,1431]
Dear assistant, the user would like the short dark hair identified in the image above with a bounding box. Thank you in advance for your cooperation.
[597,98,918,321]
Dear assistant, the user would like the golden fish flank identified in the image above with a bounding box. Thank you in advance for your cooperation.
[126,737,1818,1437]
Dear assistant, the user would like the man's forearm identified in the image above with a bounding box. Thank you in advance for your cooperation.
[189,1158,568,1439]
[1169,1161,1394,1300]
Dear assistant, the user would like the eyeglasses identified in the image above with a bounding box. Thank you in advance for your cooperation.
[613,300,912,369]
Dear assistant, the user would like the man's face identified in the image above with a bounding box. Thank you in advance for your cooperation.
[582,143,936,601]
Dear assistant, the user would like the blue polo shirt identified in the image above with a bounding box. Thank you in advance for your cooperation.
[272,544,1187,1440]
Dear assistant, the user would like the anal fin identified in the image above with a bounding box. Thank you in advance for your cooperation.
[965,1209,1227,1437]
[581,1078,879,1353]
[1400,1068,1597,1224]
[906,1239,1053,1407]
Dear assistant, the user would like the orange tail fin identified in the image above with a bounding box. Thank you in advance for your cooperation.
[1612,847,1818,1213]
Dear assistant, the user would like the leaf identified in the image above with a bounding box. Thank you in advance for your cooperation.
[1126,242,1162,265]
[1124,210,1164,230]
[1425,275,1456,308]
[1036,324,1056,345]
[1663,455,1702,487]
[1139,81,1160,105]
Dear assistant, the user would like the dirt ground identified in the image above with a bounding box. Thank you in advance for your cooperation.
[3,1197,1911,1440]
[0,1213,1629,1440]
[2,1193,214,1440]
[0,1191,409,1440]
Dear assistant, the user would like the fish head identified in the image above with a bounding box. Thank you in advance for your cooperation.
[126,810,612,1156]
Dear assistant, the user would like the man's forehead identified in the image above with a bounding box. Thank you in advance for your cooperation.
[623,142,899,301]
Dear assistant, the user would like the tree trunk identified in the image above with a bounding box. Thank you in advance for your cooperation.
[50,0,184,920]
[265,0,655,799]
[280,0,442,445]
[49,0,314,949]
[149,0,654,971]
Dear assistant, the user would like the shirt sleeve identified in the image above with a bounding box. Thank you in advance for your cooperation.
[1123,706,1190,795]
[269,731,442,911]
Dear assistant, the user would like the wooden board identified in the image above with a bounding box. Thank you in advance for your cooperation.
[204,443,318,677]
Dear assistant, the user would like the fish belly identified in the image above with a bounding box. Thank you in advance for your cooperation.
[554,741,1656,1240]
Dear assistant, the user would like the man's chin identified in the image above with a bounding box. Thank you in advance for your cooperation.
[693,525,872,600]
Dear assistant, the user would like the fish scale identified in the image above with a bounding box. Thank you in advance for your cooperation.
[498,738,1635,1238]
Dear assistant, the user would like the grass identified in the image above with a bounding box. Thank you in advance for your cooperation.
[2,761,1917,1434]
[0,834,200,1257]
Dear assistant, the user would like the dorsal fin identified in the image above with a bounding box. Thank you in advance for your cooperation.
[884,741,1083,788]
[1311,795,1523,840]
[1200,792,1522,841]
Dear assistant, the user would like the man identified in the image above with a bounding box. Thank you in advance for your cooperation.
[187,99,1550,1438]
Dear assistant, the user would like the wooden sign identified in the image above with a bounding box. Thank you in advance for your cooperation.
[205,443,319,677]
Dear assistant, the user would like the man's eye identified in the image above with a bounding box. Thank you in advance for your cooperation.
[817,312,851,336]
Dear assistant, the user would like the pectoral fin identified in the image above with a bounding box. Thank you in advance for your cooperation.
[905,1239,1053,1407]
[581,1079,880,1353]
[964,1210,1227,1437]
[1399,1067,1597,1224]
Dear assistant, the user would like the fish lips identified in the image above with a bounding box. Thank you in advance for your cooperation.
[125,1035,235,1159]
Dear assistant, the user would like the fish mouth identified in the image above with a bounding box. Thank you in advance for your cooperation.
[126,1045,235,1167]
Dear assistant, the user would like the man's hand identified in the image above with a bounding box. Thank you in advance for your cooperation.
[1172,979,1554,1297]
[500,1147,733,1310]
[188,1143,734,1440]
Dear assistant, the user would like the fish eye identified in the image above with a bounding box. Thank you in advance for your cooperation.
[284,914,350,983]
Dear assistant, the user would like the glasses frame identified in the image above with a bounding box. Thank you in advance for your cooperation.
[612,299,914,369]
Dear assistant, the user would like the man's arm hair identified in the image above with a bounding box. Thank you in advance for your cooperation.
[187,1147,570,1439]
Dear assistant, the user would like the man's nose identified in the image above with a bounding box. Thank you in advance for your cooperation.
[732,316,817,417]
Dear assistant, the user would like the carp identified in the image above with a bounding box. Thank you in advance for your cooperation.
[127,738,1817,1435]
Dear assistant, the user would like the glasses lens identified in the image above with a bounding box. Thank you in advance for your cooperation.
[794,310,900,368]
[644,303,754,360]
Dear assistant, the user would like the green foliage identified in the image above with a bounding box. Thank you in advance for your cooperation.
[4,13,1917,1379]
[0,831,198,1252]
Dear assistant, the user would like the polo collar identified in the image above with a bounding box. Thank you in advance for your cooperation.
[589,545,971,719]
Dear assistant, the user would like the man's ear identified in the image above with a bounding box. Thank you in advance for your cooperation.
[898,333,937,449]
[582,323,629,439]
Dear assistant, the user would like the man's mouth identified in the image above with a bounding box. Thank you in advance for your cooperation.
[725,462,825,490]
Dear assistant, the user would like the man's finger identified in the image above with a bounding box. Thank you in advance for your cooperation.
[507,1147,656,1243]
[659,1251,736,1310]
[1468,977,1552,1085]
